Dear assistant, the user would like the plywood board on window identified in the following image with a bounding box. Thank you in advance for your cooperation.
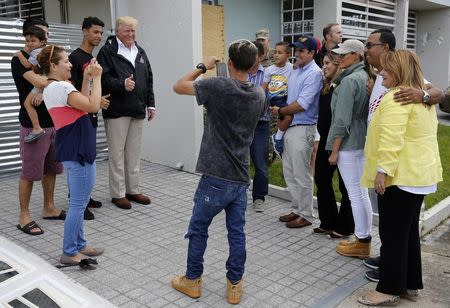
[202,4,225,77]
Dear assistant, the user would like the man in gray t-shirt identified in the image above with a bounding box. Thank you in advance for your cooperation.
[171,40,265,305]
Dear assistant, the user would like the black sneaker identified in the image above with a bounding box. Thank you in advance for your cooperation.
[363,256,380,270]
[87,197,102,208]
[365,269,379,282]
[84,208,95,220]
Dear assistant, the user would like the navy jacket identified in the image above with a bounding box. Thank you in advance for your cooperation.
[97,35,155,119]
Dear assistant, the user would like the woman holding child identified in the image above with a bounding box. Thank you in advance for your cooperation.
[35,45,104,264]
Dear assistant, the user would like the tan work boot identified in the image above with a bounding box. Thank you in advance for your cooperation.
[171,275,202,298]
[336,236,371,259]
[226,278,243,305]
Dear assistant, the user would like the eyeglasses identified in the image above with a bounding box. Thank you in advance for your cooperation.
[365,42,384,49]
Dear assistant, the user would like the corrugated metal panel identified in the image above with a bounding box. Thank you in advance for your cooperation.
[0,17,109,176]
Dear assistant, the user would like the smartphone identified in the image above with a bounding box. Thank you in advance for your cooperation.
[216,62,228,77]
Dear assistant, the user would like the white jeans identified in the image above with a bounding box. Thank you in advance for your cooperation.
[337,150,372,238]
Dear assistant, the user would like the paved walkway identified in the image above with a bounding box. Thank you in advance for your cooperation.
[0,160,380,307]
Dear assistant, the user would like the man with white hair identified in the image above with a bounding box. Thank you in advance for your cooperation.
[97,16,155,210]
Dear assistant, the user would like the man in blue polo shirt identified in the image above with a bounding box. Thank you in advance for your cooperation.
[271,36,322,228]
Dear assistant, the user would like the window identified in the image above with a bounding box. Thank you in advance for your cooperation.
[0,0,44,18]
[341,0,396,41]
[281,0,314,62]
[281,0,314,45]
[407,11,417,51]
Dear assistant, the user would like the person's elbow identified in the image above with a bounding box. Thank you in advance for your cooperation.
[173,81,183,95]
[173,80,194,96]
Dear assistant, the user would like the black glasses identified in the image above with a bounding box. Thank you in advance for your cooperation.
[365,42,384,49]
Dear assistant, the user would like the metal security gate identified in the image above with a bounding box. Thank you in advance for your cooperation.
[0,17,108,176]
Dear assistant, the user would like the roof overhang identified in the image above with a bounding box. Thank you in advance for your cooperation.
[409,0,450,11]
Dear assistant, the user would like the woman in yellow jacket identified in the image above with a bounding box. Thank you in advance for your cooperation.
[359,50,442,306]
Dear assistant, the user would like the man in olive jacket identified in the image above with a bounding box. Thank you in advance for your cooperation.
[97,16,155,210]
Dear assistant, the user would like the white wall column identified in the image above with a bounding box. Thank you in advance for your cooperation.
[113,0,204,173]
[313,0,340,39]
[417,8,450,89]
[395,0,409,49]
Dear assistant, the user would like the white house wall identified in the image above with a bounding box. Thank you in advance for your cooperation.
[218,0,281,49]
[416,8,450,89]
[114,0,204,173]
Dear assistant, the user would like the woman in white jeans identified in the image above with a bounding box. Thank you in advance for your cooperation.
[325,39,372,258]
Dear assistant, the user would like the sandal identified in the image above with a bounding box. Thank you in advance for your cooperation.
[57,258,98,270]
[358,291,400,306]
[16,221,44,235]
[328,231,345,239]
[43,210,66,220]
[400,289,419,302]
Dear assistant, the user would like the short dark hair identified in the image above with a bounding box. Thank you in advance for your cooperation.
[82,16,105,29]
[323,23,339,39]
[370,29,396,51]
[252,41,265,57]
[275,41,290,53]
[23,26,46,41]
[228,39,257,72]
[22,18,48,34]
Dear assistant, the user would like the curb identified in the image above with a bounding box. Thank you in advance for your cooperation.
[264,184,449,235]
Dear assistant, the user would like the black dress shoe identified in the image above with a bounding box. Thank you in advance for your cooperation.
[84,208,95,220]
[87,197,102,208]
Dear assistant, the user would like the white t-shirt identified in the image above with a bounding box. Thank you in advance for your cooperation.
[368,74,386,123]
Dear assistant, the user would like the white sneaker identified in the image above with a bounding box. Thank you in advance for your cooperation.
[253,199,265,213]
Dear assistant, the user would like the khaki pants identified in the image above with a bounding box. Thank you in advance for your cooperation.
[104,117,144,198]
[282,125,316,220]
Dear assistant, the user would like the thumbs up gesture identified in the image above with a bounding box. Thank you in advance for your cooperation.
[125,74,135,92]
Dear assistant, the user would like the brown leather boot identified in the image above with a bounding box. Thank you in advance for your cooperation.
[171,275,202,298]
[226,278,243,305]
[336,236,371,259]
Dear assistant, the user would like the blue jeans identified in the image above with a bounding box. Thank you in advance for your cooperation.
[62,161,96,256]
[249,121,269,202]
[185,175,248,284]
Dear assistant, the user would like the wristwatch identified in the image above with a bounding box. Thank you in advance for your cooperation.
[422,90,431,105]
[196,63,207,74]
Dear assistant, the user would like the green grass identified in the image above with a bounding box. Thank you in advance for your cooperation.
[251,124,450,210]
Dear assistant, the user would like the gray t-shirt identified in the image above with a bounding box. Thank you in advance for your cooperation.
[194,77,266,184]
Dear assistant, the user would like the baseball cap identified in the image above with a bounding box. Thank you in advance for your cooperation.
[332,39,365,57]
[255,28,269,40]
[289,35,318,51]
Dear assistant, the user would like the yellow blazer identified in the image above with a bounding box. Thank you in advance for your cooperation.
[361,89,442,188]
